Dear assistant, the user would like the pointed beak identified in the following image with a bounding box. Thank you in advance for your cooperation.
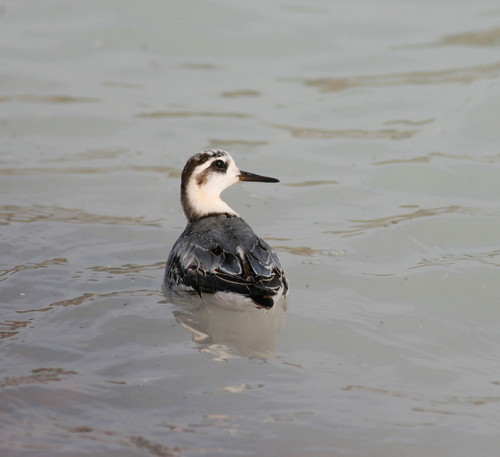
[238,170,279,183]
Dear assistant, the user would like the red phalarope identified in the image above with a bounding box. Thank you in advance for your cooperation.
[164,150,288,309]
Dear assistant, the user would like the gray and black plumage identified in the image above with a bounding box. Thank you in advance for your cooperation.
[164,150,287,309]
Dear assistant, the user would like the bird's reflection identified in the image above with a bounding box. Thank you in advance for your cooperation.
[169,292,287,361]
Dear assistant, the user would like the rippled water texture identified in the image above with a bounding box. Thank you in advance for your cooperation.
[1,1,500,456]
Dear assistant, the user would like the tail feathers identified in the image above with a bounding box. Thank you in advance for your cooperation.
[250,295,274,309]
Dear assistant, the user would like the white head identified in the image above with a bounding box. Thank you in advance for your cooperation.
[180,150,279,222]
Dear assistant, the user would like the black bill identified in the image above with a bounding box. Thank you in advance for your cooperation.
[239,170,279,183]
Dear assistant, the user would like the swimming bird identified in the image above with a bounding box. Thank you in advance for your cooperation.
[164,150,287,310]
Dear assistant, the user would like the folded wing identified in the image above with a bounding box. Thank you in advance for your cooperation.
[165,215,287,308]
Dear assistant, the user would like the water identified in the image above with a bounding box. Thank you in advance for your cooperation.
[1,0,500,455]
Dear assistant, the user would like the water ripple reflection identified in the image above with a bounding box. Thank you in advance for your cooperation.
[0,419,188,456]
[0,94,98,104]
[269,123,416,140]
[374,151,500,165]
[0,258,67,281]
[137,110,251,119]
[303,61,500,92]
[0,319,32,340]
[0,205,161,226]
[1,368,78,388]
[17,289,162,314]
[410,249,500,269]
[88,262,165,277]
[171,299,287,361]
[0,165,177,176]
[328,205,481,237]
[406,26,500,49]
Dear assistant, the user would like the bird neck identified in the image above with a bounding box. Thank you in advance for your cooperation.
[181,182,238,222]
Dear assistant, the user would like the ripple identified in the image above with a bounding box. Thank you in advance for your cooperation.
[274,246,322,256]
[0,94,98,104]
[220,89,260,97]
[129,435,183,457]
[0,164,178,176]
[0,420,190,456]
[0,205,161,227]
[442,27,500,47]
[88,261,165,277]
[179,62,219,70]
[16,289,162,314]
[303,61,500,92]
[43,148,129,162]
[206,139,268,148]
[328,205,472,237]
[342,384,417,400]
[0,368,78,388]
[269,123,416,140]
[102,81,143,89]
[404,26,500,49]
[374,151,500,165]
[384,118,435,126]
[0,258,67,281]
[137,110,251,119]
[0,319,32,340]
[410,249,500,270]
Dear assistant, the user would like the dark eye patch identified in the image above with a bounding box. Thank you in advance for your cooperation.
[212,159,226,170]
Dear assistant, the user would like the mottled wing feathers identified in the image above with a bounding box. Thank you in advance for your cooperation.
[165,215,287,308]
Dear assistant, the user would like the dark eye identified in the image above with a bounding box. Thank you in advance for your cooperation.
[213,159,225,169]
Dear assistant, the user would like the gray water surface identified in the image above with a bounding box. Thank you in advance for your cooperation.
[2,1,500,456]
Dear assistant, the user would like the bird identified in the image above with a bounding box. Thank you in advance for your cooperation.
[164,149,287,310]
